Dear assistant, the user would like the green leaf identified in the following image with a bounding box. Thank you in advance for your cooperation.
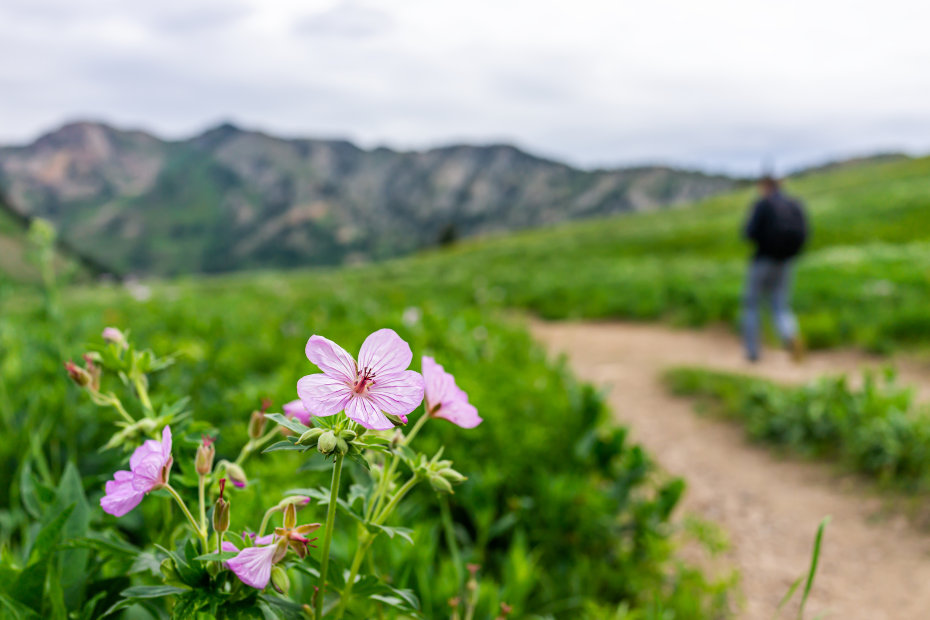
[369,524,415,545]
[28,504,74,564]
[19,463,41,519]
[0,593,40,619]
[264,412,310,435]
[120,585,189,599]
[192,551,238,562]
[63,533,140,556]
[262,440,306,454]
[11,555,49,611]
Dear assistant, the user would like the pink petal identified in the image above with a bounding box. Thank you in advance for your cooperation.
[221,541,239,553]
[422,356,450,411]
[306,335,357,384]
[129,440,162,471]
[131,452,165,492]
[297,374,352,417]
[283,399,312,426]
[161,426,172,460]
[345,395,394,430]
[434,400,483,429]
[227,544,278,589]
[101,472,145,517]
[366,370,425,418]
[358,329,413,378]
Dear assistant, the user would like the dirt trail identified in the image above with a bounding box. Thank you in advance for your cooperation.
[532,320,930,620]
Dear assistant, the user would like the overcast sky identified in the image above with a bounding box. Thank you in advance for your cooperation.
[2,0,929,174]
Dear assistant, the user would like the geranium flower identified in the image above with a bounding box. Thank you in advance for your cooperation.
[101,426,173,517]
[282,399,312,426]
[226,540,285,589]
[297,329,424,430]
[422,356,482,428]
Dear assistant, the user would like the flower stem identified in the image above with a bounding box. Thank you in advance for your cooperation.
[109,395,135,424]
[316,453,345,619]
[335,533,375,619]
[374,475,419,525]
[404,412,430,446]
[367,414,428,519]
[133,375,154,415]
[198,474,207,552]
[235,428,279,466]
[439,495,464,587]
[164,484,207,550]
[257,506,277,538]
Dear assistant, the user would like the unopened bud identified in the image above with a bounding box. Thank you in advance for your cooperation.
[336,438,349,455]
[102,327,128,349]
[297,428,324,446]
[213,479,230,533]
[64,361,92,387]
[317,431,337,455]
[196,436,216,475]
[337,429,357,440]
[276,495,311,510]
[271,565,290,594]
[429,474,454,494]
[439,468,467,484]
[82,354,101,391]
[283,503,297,529]
[226,462,248,488]
[248,411,266,439]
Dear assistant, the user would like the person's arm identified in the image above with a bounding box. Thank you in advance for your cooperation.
[743,200,765,242]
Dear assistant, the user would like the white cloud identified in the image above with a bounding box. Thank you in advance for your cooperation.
[0,0,928,173]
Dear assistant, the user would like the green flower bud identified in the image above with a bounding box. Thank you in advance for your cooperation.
[213,479,230,534]
[283,502,297,529]
[439,468,467,484]
[225,462,248,489]
[248,411,266,439]
[276,495,311,510]
[336,438,349,455]
[317,430,337,455]
[297,427,324,446]
[195,437,215,475]
[429,474,454,494]
[271,565,290,595]
[338,429,357,440]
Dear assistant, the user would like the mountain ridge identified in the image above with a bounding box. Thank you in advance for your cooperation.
[1,120,741,276]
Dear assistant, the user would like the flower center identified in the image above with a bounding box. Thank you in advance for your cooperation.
[353,366,376,394]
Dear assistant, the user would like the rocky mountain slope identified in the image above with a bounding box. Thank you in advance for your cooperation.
[0,121,738,276]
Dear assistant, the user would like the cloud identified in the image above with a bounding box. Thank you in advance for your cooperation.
[0,0,928,173]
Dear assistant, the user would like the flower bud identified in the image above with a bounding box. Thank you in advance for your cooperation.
[248,411,266,439]
[276,495,311,510]
[429,473,454,494]
[317,430,337,455]
[213,479,230,534]
[297,427,324,446]
[64,361,92,388]
[195,436,215,475]
[338,429,357,440]
[225,462,248,488]
[283,502,297,530]
[82,354,101,391]
[271,565,290,595]
[102,327,128,349]
[336,438,349,455]
[439,467,467,484]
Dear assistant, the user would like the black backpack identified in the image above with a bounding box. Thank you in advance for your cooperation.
[760,196,808,259]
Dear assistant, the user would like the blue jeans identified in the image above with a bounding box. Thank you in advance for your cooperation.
[742,257,797,360]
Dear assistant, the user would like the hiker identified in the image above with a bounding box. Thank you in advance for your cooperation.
[742,175,808,362]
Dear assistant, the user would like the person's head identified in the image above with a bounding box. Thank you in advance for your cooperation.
[758,175,779,196]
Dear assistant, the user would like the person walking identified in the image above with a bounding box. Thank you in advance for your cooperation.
[742,175,808,362]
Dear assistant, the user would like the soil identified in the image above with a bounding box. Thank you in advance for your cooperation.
[532,320,930,620]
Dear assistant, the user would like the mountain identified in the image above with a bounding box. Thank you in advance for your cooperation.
[0,121,739,276]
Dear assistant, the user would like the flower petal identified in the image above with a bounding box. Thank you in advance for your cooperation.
[306,335,356,384]
[161,425,172,460]
[101,472,145,517]
[297,374,352,417]
[227,544,278,589]
[345,395,394,430]
[366,370,425,418]
[283,399,312,426]
[422,356,450,411]
[358,329,413,378]
[434,400,483,429]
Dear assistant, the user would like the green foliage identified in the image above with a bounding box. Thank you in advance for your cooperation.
[665,366,930,490]
[0,269,732,618]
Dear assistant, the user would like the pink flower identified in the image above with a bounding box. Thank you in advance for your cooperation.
[297,329,424,430]
[101,426,173,517]
[422,357,482,429]
[282,399,312,426]
[227,540,284,590]
[102,326,128,349]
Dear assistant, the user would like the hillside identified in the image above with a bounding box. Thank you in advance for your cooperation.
[0,121,737,276]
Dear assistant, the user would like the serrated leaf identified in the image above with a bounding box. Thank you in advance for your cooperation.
[265,413,310,435]
[193,551,238,562]
[262,440,306,454]
[120,585,189,599]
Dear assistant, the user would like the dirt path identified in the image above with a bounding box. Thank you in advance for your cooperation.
[531,320,930,620]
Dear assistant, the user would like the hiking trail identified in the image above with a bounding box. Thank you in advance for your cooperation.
[532,320,930,620]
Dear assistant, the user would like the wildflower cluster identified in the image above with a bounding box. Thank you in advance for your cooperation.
[67,326,483,617]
